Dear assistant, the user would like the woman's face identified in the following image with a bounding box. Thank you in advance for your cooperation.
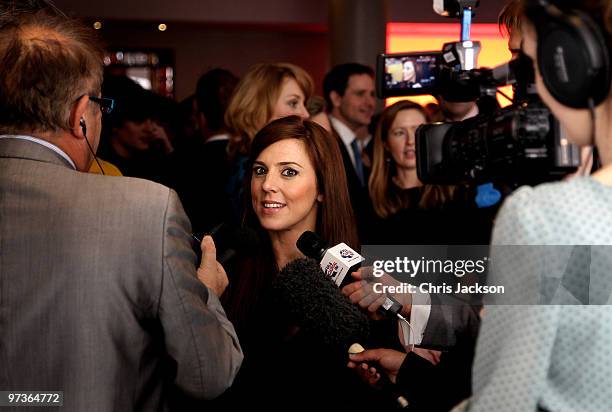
[385,108,427,170]
[270,77,309,122]
[113,119,154,151]
[521,22,592,146]
[251,138,322,234]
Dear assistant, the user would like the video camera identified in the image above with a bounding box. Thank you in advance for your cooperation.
[376,0,581,185]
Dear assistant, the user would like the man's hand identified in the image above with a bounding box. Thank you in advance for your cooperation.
[196,235,228,297]
[341,268,412,320]
[347,348,407,385]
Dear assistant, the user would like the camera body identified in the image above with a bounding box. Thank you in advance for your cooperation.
[376,0,580,185]
[416,97,581,184]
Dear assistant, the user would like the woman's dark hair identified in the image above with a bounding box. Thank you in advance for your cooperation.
[222,115,358,330]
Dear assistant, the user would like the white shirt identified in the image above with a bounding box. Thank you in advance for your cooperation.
[329,115,372,168]
[206,133,230,144]
[329,115,359,169]
[0,134,76,170]
[399,291,431,346]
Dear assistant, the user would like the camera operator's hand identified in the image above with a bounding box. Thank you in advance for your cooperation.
[341,267,412,320]
[197,235,229,297]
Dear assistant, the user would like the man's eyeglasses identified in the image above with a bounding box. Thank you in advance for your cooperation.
[88,96,115,114]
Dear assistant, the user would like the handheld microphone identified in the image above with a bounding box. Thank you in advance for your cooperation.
[296,231,364,288]
[348,343,410,409]
[296,231,404,319]
[192,223,260,266]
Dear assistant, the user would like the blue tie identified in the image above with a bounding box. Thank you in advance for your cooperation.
[350,138,365,186]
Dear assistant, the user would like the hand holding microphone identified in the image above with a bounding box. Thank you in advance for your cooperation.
[348,345,407,385]
[341,267,413,321]
[273,258,417,409]
[347,343,409,409]
[196,235,229,297]
[347,344,442,409]
[297,231,406,321]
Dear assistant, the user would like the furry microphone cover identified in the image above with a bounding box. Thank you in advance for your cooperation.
[270,257,370,352]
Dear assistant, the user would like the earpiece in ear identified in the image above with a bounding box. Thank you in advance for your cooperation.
[80,118,87,136]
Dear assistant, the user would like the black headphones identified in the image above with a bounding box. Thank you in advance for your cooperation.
[526,0,610,109]
[80,118,87,136]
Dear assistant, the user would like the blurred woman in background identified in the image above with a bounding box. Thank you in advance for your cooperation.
[367,100,491,244]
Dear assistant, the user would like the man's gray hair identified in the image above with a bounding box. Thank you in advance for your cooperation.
[0,6,104,134]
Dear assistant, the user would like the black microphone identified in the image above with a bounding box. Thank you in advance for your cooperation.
[192,223,260,266]
[297,231,404,319]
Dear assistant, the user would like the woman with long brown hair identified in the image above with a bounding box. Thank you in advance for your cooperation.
[225,115,358,323]
[214,116,372,410]
[369,100,455,217]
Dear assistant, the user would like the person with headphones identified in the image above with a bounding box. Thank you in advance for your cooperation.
[348,1,612,410]
[466,0,612,410]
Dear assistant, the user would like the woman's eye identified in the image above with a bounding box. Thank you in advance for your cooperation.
[253,166,266,176]
[392,130,406,138]
[281,168,298,177]
[288,100,299,108]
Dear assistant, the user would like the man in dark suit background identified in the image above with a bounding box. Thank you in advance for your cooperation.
[166,68,239,235]
[0,6,242,411]
[323,63,377,240]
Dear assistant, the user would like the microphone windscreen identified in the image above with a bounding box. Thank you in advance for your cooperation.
[271,258,370,351]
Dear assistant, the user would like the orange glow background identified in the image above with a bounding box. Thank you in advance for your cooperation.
[386,22,514,108]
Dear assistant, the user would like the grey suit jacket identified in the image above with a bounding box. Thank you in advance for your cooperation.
[0,138,243,411]
[421,294,481,349]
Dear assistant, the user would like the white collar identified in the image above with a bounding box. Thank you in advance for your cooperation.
[0,134,76,169]
[329,115,357,148]
[206,133,230,144]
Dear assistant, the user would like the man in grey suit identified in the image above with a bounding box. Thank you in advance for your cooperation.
[0,7,242,411]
